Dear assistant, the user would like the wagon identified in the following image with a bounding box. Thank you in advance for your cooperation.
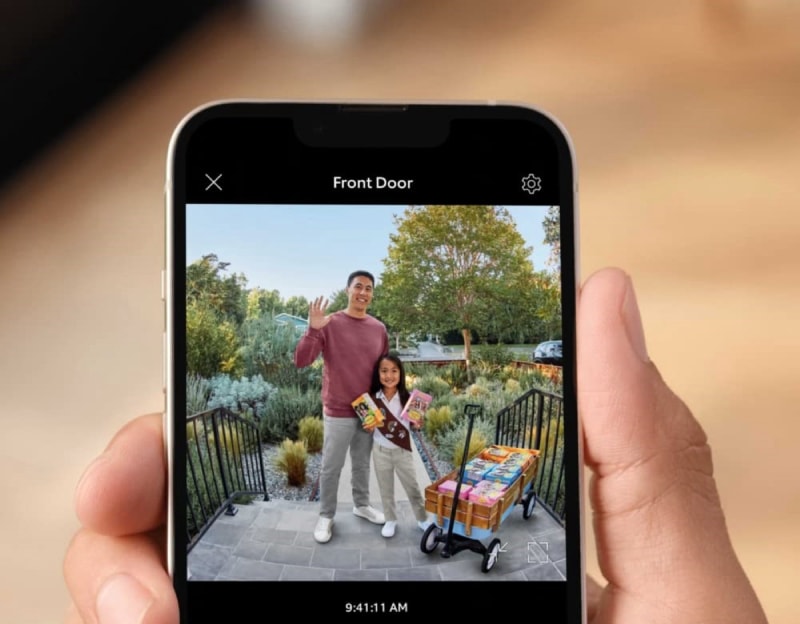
[419,404,540,572]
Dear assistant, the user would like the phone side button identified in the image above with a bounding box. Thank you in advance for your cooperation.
[162,332,167,394]
[161,269,166,301]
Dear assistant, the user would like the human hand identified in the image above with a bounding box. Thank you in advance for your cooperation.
[578,268,767,623]
[63,413,178,624]
[308,296,330,330]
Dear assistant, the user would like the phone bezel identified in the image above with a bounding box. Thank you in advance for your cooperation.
[165,99,584,623]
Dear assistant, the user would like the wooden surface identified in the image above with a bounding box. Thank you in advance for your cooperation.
[1,1,798,621]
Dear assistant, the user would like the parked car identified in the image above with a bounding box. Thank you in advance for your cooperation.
[532,340,562,365]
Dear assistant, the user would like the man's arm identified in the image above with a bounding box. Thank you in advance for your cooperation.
[294,328,324,368]
[295,296,330,368]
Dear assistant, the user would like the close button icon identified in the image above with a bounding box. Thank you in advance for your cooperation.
[205,173,222,191]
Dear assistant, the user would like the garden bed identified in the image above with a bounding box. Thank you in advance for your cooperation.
[261,429,451,502]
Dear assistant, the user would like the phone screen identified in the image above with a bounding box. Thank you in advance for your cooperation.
[167,102,582,622]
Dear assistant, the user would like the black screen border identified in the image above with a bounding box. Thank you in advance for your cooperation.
[167,101,581,623]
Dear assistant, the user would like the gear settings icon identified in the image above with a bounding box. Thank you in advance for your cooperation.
[521,173,542,195]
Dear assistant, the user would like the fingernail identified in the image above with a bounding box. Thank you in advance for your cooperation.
[96,574,154,624]
[622,275,650,362]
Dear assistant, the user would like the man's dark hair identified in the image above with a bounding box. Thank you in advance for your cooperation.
[347,270,375,287]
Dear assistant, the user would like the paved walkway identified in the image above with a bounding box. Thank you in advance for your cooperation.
[188,447,568,581]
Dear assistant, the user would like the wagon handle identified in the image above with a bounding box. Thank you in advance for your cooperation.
[442,403,482,557]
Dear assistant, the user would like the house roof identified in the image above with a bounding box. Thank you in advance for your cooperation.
[274,313,308,329]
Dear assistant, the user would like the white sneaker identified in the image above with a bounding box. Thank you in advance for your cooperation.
[417,519,433,531]
[314,517,334,543]
[381,521,397,538]
[353,505,385,524]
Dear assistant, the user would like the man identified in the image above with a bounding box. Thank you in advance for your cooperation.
[294,270,389,543]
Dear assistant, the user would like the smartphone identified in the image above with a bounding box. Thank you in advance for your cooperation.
[165,101,582,623]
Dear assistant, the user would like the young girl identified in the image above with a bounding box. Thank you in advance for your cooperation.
[368,353,432,538]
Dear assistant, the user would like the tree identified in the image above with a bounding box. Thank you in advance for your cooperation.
[186,254,248,326]
[542,205,561,276]
[325,288,350,314]
[376,205,540,363]
[186,300,239,377]
[532,270,562,340]
[246,287,283,320]
[283,295,310,318]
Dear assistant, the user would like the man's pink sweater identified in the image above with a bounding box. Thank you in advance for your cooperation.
[294,311,389,417]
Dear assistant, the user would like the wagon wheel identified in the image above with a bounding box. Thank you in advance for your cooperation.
[481,538,502,573]
[522,491,537,519]
[420,523,441,554]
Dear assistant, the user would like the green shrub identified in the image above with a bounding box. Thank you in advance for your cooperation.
[472,343,514,373]
[440,394,480,424]
[515,368,562,395]
[187,444,224,536]
[238,315,321,391]
[424,405,453,443]
[438,363,470,391]
[207,374,276,420]
[186,300,240,377]
[452,428,489,468]
[298,415,324,453]
[206,421,259,460]
[435,416,495,470]
[186,373,210,416]
[413,374,452,399]
[465,376,492,398]
[186,418,205,444]
[274,438,308,486]
[260,386,322,443]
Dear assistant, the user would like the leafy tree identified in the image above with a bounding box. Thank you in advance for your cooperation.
[376,205,540,363]
[534,270,562,340]
[186,254,248,326]
[186,300,240,377]
[325,288,350,314]
[542,206,561,276]
[482,271,546,344]
[283,295,310,318]
[246,287,283,320]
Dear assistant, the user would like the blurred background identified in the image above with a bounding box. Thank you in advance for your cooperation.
[1,0,798,621]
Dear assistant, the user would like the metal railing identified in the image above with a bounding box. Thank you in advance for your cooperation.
[494,387,566,524]
[186,407,268,552]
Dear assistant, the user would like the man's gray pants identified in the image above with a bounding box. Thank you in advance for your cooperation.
[319,415,373,518]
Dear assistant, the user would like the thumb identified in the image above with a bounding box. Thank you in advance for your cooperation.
[578,268,766,623]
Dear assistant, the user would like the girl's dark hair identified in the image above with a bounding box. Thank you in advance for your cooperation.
[370,352,410,405]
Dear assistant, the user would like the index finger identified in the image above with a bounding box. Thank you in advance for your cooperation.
[74,413,167,536]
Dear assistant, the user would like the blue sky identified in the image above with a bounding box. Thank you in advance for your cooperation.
[186,204,556,300]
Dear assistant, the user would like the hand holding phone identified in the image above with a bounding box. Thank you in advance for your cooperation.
[57,102,765,624]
